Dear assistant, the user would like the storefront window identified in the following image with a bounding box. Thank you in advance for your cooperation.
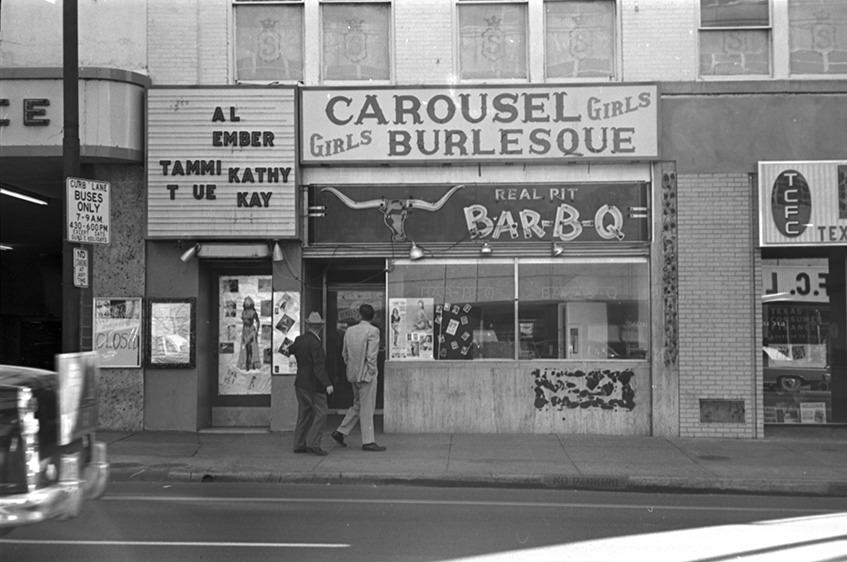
[388,260,515,360]
[519,259,649,360]
[763,259,832,423]
[387,258,649,361]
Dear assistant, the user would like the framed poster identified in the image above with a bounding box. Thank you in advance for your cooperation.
[271,290,301,375]
[92,297,142,368]
[146,298,196,368]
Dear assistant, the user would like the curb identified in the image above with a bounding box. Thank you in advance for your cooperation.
[108,466,847,498]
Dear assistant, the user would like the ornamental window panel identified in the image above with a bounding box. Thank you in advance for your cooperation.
[322,2,391,81]
[458,2,528,80]
[234,1,304,82]
[789,0,847,74]
[699,0,771,76]
[545,0,615,79]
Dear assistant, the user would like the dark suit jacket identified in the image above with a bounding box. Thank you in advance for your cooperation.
[290,331,331,393]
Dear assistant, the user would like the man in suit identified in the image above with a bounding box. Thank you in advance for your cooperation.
[331,304,386,452]
[290,311,334,456]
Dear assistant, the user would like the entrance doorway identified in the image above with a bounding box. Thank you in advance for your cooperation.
[325,278,386,412]
[209,263,272,427]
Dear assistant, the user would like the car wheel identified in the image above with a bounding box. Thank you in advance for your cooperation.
[779,376,802,392]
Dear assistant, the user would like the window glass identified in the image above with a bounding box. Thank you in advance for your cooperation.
[762,259,832,424]
[545,0,615,79]
[789,0,847,74]
[388,261,515,360]
[699,30,770,75]
[322,2,390,80]
[459,2,528,80]
[518,260,649,360]
[235,3,304,82]
[699,0,770,76]
[701,0,769,27]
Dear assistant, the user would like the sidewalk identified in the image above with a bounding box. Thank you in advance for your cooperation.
[100,419,847,497]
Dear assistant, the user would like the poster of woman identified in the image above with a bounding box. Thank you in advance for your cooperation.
[218,276,272,395]
[388,298,434,360]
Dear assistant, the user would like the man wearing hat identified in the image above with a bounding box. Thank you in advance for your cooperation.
[290,311,334,455]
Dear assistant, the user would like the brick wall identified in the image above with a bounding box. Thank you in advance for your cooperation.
[148,0,229,85]
[394,0,454,84]
[677,173,762,438]
[621,0,698,82]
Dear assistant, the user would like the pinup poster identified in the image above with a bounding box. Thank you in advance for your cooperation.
[218,276,273,395]
[272,291,301,375]
[389,298,434,360]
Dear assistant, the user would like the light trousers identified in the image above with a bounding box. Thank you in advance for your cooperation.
[337,379,377,445]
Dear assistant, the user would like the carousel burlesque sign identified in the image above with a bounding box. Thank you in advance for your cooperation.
[300,84,658,164]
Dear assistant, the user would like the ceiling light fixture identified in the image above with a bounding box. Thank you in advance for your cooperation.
[0,187,48,206]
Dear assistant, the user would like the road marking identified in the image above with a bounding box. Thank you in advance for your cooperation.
[102,495,837,514]
[0,539,349,548]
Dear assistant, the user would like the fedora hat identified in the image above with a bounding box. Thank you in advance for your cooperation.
[305,311,325,324]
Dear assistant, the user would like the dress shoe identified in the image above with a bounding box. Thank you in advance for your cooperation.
[362,442,386,452]
[293,447,307,453]
[331,431,347,447]
[308,447,328,456]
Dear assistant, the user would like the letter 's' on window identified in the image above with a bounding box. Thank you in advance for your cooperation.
[234,1,305,82]
[545,0,615,79]
[699,0,771,76]
[458,1,528,80]
[322,2,391,81]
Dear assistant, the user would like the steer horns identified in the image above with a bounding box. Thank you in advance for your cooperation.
[320,184,465,242]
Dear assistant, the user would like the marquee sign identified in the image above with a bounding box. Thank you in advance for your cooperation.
[309,183,649,244]
[300,84,659,164]
[147,88,297,239]
[759,161,847,247]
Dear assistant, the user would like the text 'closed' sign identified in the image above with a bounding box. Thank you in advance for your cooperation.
[301,85,659,164]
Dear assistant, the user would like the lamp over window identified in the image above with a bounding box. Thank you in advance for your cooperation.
[272,241,285,262]
[479,241,492,256]
[179,243,201,263]
[409,242,424,261]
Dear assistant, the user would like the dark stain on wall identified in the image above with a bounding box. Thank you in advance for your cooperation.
[533,368,636,411]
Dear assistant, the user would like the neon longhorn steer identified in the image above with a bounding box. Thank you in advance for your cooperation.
[321,185,464,242]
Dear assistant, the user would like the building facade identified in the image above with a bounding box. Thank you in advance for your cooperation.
[1,0,845,437]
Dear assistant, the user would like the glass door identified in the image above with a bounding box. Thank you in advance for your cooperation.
[326,283,386,411]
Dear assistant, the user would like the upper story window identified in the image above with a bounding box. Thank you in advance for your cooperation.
[458,1,528,80]
[789,0,847,75]
[234,0,305,82]
[545,0,615,80]
[321,1,391,81]
[699,0,771,76]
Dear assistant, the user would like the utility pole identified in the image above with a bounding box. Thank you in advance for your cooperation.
[62,0,81,352]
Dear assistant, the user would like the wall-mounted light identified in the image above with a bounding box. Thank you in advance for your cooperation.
[552,242,565,257]
[272,241,285,262]
[479,242,492,256]
[409,242,424,261]
[0,187,48,206]
[179,243,201,263]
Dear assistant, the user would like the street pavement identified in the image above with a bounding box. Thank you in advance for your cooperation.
[101,416,847,497]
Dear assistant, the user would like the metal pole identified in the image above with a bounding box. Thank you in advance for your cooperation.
[62,0,81,352]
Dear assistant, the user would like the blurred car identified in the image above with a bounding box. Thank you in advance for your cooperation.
[0,353,109,536]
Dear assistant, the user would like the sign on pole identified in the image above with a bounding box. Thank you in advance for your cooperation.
[66,177,110,245]
[73,247,89,288]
